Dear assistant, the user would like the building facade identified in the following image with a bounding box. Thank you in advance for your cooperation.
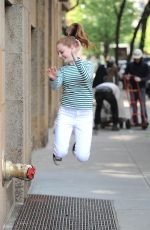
[0,0,69,228]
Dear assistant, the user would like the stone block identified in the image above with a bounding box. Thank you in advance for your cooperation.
[0,1,5,49]
[5,100,23,157]
[0,49,5,104]
[5,52,23,100]
[37,0,45,29]
[5,4,23,53]
[24,0,36,27]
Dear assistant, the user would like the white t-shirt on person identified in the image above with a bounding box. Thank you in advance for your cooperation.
[95,82,125,118]
[95,82,120,100]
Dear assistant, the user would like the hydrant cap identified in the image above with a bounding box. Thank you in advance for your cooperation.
[27,166,36,180]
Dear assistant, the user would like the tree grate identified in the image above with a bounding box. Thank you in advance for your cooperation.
[12,194,120,230]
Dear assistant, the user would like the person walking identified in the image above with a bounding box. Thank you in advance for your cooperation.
[93,82,120,131]
[47,24,94,165]
[124,48,150,126]
[93,62,107,87]
[105,58,119,85]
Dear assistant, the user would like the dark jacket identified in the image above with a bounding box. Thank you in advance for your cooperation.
[125,59,150,88]
[93,64,107,88]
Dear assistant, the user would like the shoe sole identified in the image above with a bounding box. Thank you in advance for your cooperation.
[53,154,62,166]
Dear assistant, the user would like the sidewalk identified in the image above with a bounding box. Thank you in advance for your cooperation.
[29,94,150,230]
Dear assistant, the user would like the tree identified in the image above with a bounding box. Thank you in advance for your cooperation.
[140,16,147,51]
[128,0,150,61]
[114,0,127,65]
[66,0,141,58]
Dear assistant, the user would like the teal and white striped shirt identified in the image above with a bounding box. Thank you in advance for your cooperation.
[51,59,94,109]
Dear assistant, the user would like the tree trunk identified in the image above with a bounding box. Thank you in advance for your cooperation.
[128,0,150,61]
[104,41,109,59]
[114,0,126,66]
[139,17,148,51]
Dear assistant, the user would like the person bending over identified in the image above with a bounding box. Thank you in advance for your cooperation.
[93,82,120,131]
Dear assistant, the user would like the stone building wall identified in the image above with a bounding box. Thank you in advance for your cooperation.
[0,0,68,228]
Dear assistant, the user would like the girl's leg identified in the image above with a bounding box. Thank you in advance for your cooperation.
[53,107,74,158]
[74,110,93,162]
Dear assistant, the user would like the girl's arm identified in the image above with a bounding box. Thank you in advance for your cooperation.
[71,40,94,82]
[75,59,94,82]
[71,39,81,62]
[47,67,57,80]
[47,67,63,90]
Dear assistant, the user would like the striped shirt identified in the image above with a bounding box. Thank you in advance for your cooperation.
[50,59,94,109]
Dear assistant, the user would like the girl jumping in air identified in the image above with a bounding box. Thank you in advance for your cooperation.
[47,23,94,165]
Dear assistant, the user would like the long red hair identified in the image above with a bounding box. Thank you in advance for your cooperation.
[65,23,91,48]
[56,36,78,47]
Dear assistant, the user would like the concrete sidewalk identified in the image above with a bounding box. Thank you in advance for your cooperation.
[29,98,150,230]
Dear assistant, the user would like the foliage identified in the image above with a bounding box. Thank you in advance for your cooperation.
[143,17,150,54]
[66,0,150,57]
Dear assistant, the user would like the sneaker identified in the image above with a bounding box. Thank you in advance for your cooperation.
[72,143,76,153]
[53,154,62,166]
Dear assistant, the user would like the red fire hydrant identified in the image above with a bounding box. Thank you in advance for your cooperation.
[27,166,36,180]
[2,160,36,182]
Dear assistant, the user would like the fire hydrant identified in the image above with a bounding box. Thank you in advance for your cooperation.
[2,160,36,182]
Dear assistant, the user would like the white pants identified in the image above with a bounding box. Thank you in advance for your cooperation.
[53,106,93,162]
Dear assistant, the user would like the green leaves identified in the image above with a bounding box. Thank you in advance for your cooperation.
[66,0,150,56]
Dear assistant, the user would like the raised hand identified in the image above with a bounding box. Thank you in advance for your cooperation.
[71,39,81,59]
[47,67,57,80]
[134,76,141,82]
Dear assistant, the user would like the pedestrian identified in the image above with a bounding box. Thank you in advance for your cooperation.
[105,58,119,85]
[93,82,121,131]
[93,62,107,87]
[47,24,94,165]
[124,48,149,126]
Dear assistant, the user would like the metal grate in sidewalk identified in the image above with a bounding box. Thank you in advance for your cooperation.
[12,194,120,230]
